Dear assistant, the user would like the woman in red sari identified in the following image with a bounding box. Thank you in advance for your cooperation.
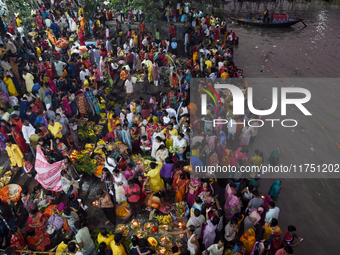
[45,60,55,80]
[10,227,27,254]
[130,124,141,151]
[25,209,47,232]
[78,29,86,46]
[27,228,50,251]
[173,173,189,202]
[10,125,28,153]
[36,14,43,30]
[146,120,158,141]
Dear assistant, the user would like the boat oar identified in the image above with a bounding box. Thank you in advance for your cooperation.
[301,20,307,27]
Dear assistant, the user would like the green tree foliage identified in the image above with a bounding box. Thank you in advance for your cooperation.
[109,0,164,21]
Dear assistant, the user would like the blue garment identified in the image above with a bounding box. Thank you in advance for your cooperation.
[67,63,76,78]
[32,83,40,93]
[180,14,187,22]
[154,110,162,119]
[0,81,9,97]
[185,74,192,84]
[114,107,121,116]
[121,129,132,150]
[26,113,36,125]
[42,11,49,20]
[190,155,203,168]
[50,23,60,37]
[19,100,30,119]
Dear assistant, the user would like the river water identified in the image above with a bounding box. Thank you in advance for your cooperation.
[222,0,340,78]
[216,2,340,254]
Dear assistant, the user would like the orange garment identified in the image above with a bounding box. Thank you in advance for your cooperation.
[146,194,160,209]
[221,72,229,79]
[120,70,128,81]
[79,17,86,31]
[173,175,189,202]
[27,230,50,251]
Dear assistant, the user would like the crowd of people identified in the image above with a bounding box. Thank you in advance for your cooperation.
[0,1,303,255]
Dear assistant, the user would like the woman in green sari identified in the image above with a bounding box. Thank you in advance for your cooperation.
[269,180,281,199]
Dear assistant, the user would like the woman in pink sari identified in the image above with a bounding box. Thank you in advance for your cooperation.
[78,29,85,46]
[230,147,247,167]
[130,124,141,151]
[224,183,241,221]
[45,60,55,80]
[62,94,72,115]
[187,176,201,207]
[35,145,64,192]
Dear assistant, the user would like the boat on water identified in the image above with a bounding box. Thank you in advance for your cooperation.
[232,13,306,28]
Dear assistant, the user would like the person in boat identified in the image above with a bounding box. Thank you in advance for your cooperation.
[264,10,269,23]
[248,13,253,20]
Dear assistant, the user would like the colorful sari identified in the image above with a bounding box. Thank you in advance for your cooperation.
[239,228,256,254]
[35,147,64,192]
[263,223,281,240]
[173,174,189,202]
[145,194,171,214]
[27,230,50,251]
[130,127,140,151]
[11,232,27,254]
[26,212,46,232]
[11,130,28,152]
[46,61,55,80]
[76,93,87,115]
[187,178,201,207]
[224,184,241,221]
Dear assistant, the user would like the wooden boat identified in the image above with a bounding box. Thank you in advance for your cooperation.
[232,13,306,28]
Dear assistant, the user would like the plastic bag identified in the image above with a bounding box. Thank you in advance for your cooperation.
[116,202,131,219]
[47,214,63,230]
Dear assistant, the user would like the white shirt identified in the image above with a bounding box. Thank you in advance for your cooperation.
[177,3,181,9]
[227,118,237,134]
[45,18,52,28]
[166,108,176,117]
[185,33,189,44]
[127,112,134,124]
[104,157,117,175]
[55,61,66,77]
[173,137,186,153]
[163,116,170,124]
[207,244,224,255]
[224,222,236,241]
[204,28,210,36]
[125,79,133,93]
[79,69,90,82]
[123,43,130,52]
[142,38,148,46]
[265,207,280,223]
[22,124,36,144]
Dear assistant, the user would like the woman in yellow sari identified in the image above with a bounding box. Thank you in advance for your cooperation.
[263,218,282,240]
[107,109,117,133]
[3,73,18,96]
[240,228,256,254]
[173,173,189,202]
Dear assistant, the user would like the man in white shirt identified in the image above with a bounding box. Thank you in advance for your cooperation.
[205,240,225,255]
[224,219,238,243]
[0,108,10,121]
[184,32,189,54]
[124,76,133,104]
[22,118,36,156]
[123,42,130,53]
[126,108,134,128]
[45,18,52,28]
[227,117,237,140]
[79,67,90,83]
[55,59,66,78]
[166,105,176,117]
[265,202,280,223]
[173,133,186,162]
